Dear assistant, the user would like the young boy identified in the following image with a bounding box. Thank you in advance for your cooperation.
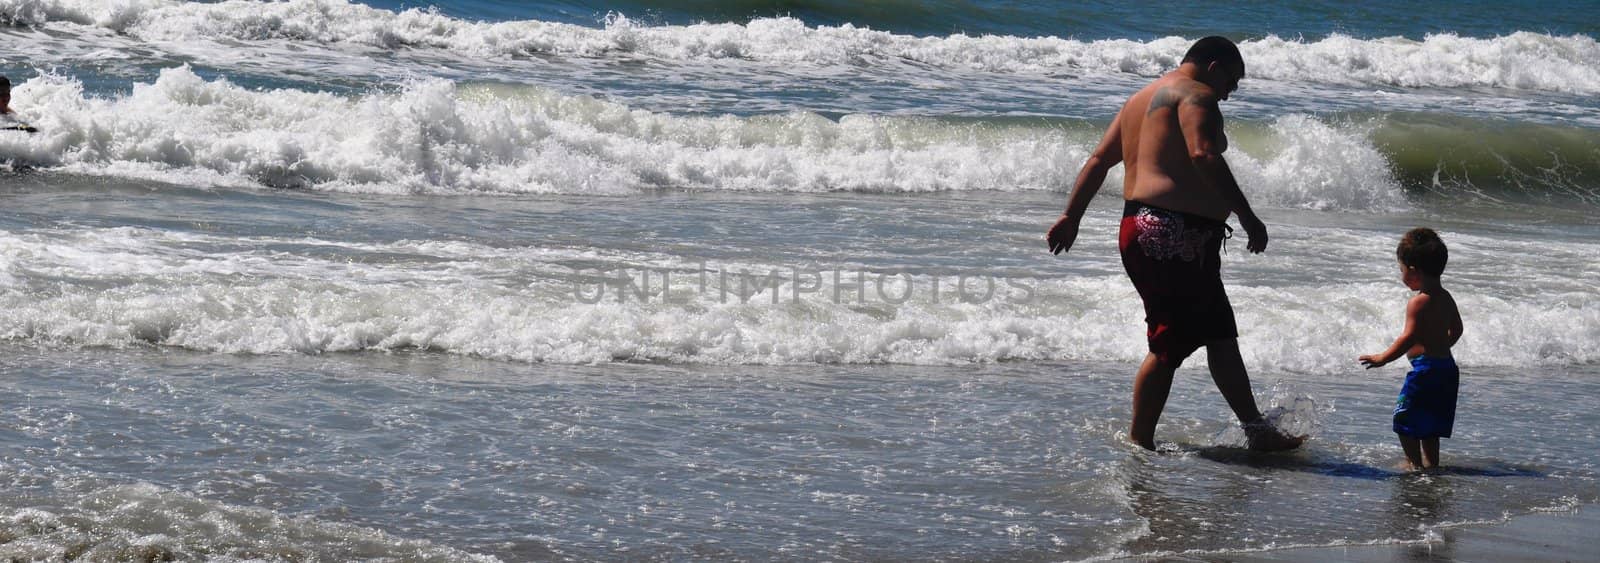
[1359,228,1464,471]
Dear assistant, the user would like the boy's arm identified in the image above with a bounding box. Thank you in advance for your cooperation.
[1047,108,1124,255]
[1359,294,1428,369]
[1447,298,1464,347]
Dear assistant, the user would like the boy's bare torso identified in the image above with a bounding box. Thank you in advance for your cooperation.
[1408,288,1462,358]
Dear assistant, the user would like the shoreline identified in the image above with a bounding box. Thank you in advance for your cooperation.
[1116,504,1597,562]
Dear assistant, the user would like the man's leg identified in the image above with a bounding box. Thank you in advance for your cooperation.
[1204,338,1264,422]
[1131,352,1180,450]
[1205,338,1304,451]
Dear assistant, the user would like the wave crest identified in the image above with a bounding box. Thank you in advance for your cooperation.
[1,67,1418,209]
[4,0,1599,94]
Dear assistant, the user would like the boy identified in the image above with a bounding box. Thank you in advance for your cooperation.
[1359,228,1464,471]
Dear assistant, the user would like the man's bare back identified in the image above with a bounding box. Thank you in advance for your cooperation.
[1120,73,1238,221]
[1048,49,1264,256]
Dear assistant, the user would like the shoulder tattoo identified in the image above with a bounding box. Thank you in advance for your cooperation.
[1146,86,1184,116]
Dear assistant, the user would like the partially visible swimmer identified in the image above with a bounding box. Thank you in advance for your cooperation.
[1,76,38,133]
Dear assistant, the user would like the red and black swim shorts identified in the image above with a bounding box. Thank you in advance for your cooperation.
[1118,200,1237,363]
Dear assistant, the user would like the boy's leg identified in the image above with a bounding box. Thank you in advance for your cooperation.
[1398,434,1424,470]
[1421,437,1441,468]
[1206,339,1304,450]
[1131,352,1180,450]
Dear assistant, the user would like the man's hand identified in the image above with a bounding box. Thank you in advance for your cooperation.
[1046,215,1080,255]
[1358,354,1386,369]
[1239,213,1268,253]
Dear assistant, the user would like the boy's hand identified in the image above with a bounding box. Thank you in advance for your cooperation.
[1358,355,1386,369]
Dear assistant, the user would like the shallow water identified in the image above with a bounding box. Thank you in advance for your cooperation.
[3,0,1599,559]
[3,178,1595,368]
[2,160,1598,561]
[3,345,1595,560]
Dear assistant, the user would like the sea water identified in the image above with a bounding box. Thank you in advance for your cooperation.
[1,1,1597,560]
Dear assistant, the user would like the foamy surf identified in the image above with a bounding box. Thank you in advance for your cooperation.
[0,483,498,561]
[2,223,1594,369]
[4,0,1599,94]
[2,67,1411,207]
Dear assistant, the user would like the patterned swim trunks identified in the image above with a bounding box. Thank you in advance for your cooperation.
[1118,200,1237,363]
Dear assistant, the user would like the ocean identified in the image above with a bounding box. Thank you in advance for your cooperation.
[1,0,1597,560]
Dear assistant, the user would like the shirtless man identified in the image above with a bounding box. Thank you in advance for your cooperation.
[1045,36,1302,451]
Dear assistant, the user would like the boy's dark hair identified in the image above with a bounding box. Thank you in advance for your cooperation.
[0,76,9,90]
[1397,227,1448,277]
[1183,36,1244,74]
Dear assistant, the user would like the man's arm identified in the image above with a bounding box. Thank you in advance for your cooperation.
[1178,93,1266,253]
[1360,294,1428,368]
[1047,110,1124,255]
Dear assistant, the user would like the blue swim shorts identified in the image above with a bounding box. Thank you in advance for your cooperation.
[1393,355,1459,439]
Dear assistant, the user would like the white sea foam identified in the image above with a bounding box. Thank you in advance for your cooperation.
[0,483,498,561]
[1228,115,1402,210]
[2,226,1593,369]
[0,68,1406,207]
[4,0,1598,94]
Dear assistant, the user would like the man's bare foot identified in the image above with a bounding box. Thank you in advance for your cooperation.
[1243,419,1305,451]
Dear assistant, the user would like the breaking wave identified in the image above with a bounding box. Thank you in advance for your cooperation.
[0,68,1417,208]
[2,0,1598,94]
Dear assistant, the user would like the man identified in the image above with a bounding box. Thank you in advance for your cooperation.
[1045,36,1302,451]
[1,76,39,133]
